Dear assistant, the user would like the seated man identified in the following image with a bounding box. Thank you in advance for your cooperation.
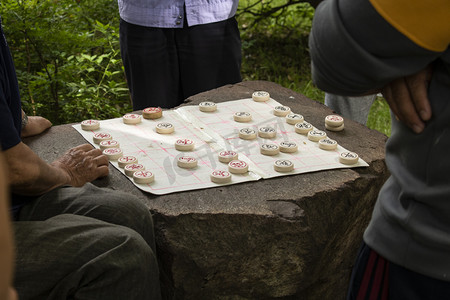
[0,17,161,300]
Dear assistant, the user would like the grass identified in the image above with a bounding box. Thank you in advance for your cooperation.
[236,1,391,136]
[367,97,391,136]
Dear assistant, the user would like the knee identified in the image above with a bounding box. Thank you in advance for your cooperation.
[101,191,155,237]
[81,225,161,299]
[111,226,159,274]
[100,189,151,221]
[78,185,154,230]
[55,184,156,249]
[107,227,161,296]
[13,215,161,300]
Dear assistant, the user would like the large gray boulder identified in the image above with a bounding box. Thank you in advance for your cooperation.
[25,81,389,299]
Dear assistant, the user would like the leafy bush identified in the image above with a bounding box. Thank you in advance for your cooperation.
[1,0,390,135]
[0,0,130,125]
[237,1,321,101]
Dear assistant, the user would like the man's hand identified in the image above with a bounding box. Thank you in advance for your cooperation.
[51,144,109,187]
[21,115,52,138]
[382,66,432,134]
[5,142,109,196]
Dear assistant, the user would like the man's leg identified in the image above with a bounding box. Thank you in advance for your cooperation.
[177,17,242,100]
[17,183,156,251]
[347,242,450,300]
[119,19,182,110]
[14,214,161,300]
[346,242,389,300]
[325,94,376,125]
[389,262,450,300]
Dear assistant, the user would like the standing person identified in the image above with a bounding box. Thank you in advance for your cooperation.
[0,16,161,300]
[118,0,242,110]
[324,93,376,125]
[309,0,450,298]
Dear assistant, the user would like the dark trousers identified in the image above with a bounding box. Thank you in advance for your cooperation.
[13,184,161,300]
[347,242,450,300]
[119,17,242,110]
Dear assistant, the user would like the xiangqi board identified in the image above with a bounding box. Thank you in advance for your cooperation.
[73,97,368,195]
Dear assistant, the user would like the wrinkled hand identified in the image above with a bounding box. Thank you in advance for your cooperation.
[51,144,109,187]
[382,66,432,134]
[21,116,52,138]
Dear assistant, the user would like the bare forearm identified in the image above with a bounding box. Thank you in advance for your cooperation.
[4,142,70,196]
[4,142,108,196]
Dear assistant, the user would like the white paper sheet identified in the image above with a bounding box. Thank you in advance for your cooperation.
[73,98,368,194]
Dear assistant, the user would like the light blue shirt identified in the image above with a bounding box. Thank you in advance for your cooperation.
[118,0,239,28]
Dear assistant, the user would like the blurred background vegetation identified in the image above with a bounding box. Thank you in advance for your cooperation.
[0,0,390,135]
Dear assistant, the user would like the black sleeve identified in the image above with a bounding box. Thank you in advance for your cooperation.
[0,20,22,150]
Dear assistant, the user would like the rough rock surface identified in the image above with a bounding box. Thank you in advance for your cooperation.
[25,81,389,300]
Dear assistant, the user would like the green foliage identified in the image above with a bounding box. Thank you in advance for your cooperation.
[367,97,391,136]
[238,0,315,35]
[237,0,390,136]
[60,22,130,121]
[0,0,130,125]
[0,0,390,135]
[237,1,322,101]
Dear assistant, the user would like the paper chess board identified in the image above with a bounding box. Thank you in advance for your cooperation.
[73,98,368,195]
